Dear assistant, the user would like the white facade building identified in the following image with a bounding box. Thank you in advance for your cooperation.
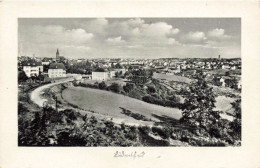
[92,71,110,81]
[23,61,43,77]
[48,63,66,78]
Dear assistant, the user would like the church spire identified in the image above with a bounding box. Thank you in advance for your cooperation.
[56,48,59,57]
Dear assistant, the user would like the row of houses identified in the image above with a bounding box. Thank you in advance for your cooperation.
[21,59,66,78]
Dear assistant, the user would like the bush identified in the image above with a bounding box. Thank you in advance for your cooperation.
[108,83,121,93]
[123,83,135,93]
[167,95,181,103]
[125,126,138,140]
[151,126,171,139]
[98,81,107,90]
[138,125,151,135]
[18,102,28,114]
[142,95,183,108]
[147,86,156,93]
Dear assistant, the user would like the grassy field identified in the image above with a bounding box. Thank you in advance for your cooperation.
[153,73,192,83]
[62,86,182,125]
[214,96,235,115]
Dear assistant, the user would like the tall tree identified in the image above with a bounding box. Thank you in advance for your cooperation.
[18,71,28,83]
[180,74,220,131]
[230,96,241,139]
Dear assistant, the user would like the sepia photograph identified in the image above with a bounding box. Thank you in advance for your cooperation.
[17,18,241,147]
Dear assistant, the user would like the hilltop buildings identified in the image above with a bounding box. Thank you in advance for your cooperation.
[22,60,43,77]
[47,49,67,78]
[92,71,110,81]
[48,63,66,78]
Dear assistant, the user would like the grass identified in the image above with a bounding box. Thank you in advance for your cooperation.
[153,73,192,83]
[61,86,182,124]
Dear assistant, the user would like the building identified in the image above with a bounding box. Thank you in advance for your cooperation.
[220,77,226,87]
[237,78,242,89]
[48,63,66,78]
[42,58,53,65]
[55,48,66,63]
[56,49,60,61]
[22,60,43,77]
[92,71,110,81]
[114,68,127,75]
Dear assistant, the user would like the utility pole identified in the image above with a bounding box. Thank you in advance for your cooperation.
[55,95,58,112]
[42,101,48,130]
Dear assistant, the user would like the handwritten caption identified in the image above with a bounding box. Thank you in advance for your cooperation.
[114,151,145,159]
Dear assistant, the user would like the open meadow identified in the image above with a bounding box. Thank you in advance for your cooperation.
[62,86,182,125]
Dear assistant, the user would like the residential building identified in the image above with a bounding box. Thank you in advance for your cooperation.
[92,71,110,81]
[22,60,43,77]
[48,63,66,78]
[220,77,226,87]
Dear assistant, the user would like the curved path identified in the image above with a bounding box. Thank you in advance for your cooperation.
[30,78,74,107]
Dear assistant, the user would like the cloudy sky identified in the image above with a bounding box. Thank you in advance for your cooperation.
[18,18,240,59]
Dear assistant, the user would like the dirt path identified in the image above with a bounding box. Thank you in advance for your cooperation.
[30,78,74,107]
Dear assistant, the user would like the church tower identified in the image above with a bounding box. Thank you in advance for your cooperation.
[56,49,60,60]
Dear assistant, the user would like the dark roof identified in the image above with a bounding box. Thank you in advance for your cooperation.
[42,58,53,62]
[22,60,42,66]
[49,63,66,70]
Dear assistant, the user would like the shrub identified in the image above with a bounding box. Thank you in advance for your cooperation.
[151,126,168,139]
[123,83,135,93]
[147,86,156,93]
[138,125,151,135]
[125,126,138,140]
[98,81,107,90]
[18,102,28,114]
[109,83,121,93]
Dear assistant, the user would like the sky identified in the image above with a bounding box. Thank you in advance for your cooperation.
[18,18,241,59]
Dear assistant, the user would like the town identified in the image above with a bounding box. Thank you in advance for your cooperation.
[18,49,241,90]
[18,49,241,147]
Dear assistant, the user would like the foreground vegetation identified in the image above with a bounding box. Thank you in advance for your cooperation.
[18,71,241,146]
[74,78,182,109]
[18,103,240,146]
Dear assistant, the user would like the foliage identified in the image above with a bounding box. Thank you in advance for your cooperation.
[142,95,182,108]
[147,86,156,93]
[98,81,107,90]
[115,63,123,69]
[108,83,121,93]
[225,78,238,89]
[123,83,135,93]
[94,67,105,72]
[120,107,150,121]
[230,96,241,139]
[18,71,28,83]
[127,69,153,85]
[180,74,220,131]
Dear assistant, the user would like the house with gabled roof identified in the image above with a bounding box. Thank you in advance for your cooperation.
[22,60,43,77]
[48,63,66,78]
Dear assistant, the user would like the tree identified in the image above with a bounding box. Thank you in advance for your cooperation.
[225,78,238,89]
[230,96,241,139]
[115,63,123,69]
[123,83,135,93]
[31,75,37,83]
[18,71,29,92]
[180,74,220,131]
[109,83,121,93]
[111,63,115,68]
[98,81,107,90]
[147,86,156,93]
[37,73,45,82]
[18,71,28,83]
[115,71,119,78]
[94,67,105,72]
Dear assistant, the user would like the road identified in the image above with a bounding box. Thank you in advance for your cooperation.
[30,78,74,107]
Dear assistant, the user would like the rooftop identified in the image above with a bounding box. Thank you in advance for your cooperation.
[49,63,66,70]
